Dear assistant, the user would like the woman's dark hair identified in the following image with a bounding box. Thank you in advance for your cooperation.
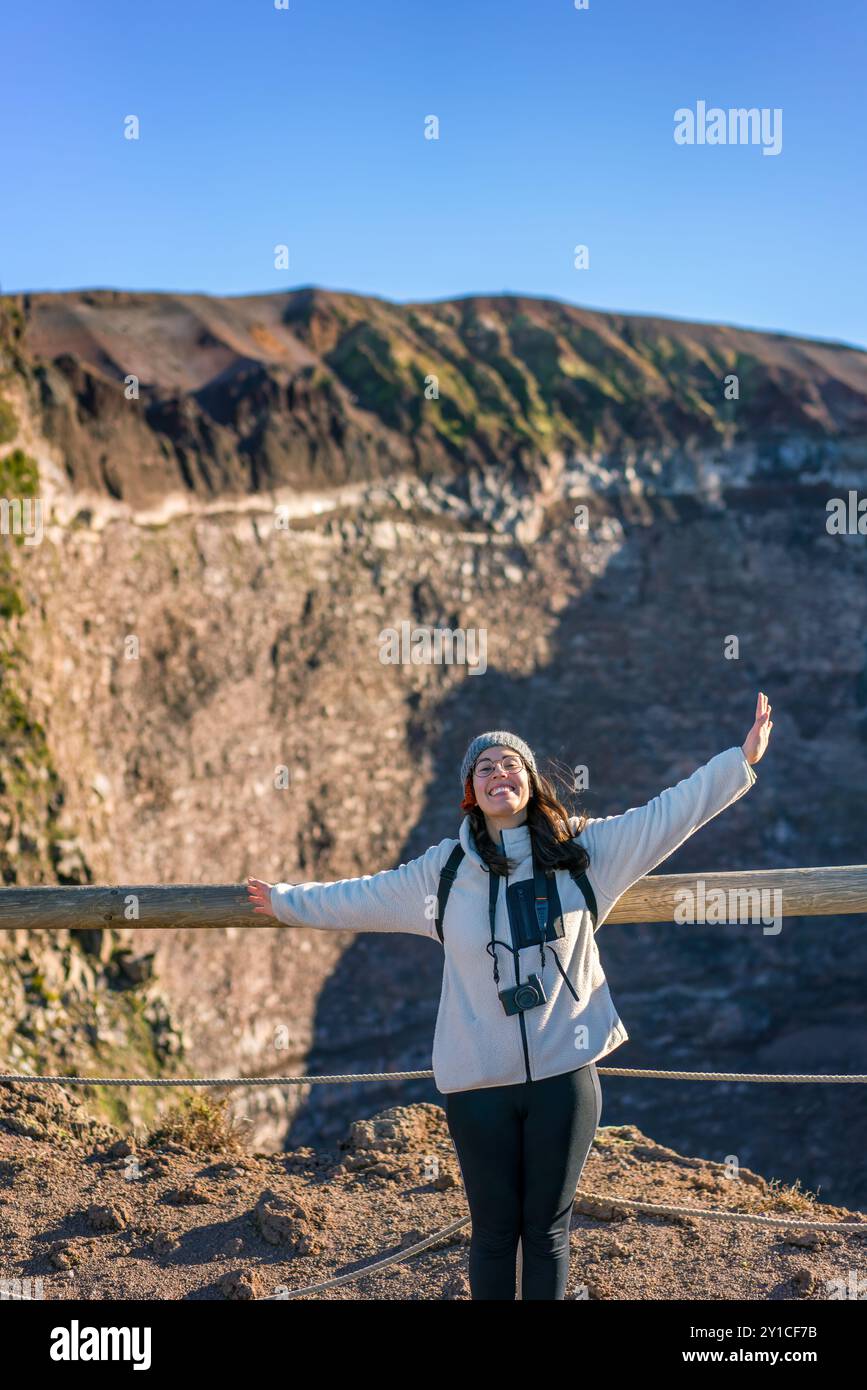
[461,754,590,877]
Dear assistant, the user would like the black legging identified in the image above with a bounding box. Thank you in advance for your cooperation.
[444,1062,602,1300]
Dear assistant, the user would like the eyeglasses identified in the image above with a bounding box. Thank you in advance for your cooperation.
[473,753,525,778]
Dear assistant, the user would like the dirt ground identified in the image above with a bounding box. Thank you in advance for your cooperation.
[0,1081,865,1301]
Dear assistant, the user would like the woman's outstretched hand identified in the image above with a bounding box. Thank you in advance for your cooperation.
[247,876,277,918]
[742,691,773,766]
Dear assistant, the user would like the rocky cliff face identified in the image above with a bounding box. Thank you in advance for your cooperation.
[1,288,865,1209]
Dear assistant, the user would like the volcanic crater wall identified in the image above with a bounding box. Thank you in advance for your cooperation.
[0,289,865,1209]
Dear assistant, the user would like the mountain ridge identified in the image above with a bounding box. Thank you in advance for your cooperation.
[6,286,867,514]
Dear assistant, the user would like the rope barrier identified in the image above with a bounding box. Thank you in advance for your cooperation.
[1,1067,865,1085]
[0,1070,434,1087]
[574,1192,867,1232]
[260,1214,473,1298]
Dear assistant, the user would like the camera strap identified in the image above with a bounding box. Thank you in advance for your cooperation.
[433,840,598,946]
[531,852,551,936]
[487,867,502,983]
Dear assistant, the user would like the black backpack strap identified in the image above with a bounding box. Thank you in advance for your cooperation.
[569,867,598,930]
[435,844,465,943]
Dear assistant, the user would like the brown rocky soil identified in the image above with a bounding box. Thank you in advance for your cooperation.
[0,1082,864,1302]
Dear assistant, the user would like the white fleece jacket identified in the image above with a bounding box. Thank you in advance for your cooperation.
[270,744,757,1094]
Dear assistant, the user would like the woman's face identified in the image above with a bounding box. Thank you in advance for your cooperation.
[472,745,531,820]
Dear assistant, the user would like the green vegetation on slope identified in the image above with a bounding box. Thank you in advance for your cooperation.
[0,396,18,445]
[0,444,67,884]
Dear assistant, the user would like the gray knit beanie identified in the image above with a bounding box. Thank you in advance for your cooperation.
[460,731,538,787]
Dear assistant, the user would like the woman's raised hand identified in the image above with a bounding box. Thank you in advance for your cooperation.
[247,876,277,918]
[742,691,773,766]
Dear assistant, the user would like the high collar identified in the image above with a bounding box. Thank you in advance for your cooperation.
[499,821,531,852]
[459,814,532,866]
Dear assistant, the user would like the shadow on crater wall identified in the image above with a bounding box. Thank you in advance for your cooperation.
[285,494,867,1212]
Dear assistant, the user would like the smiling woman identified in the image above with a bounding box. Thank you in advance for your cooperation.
[246,694,772,1300]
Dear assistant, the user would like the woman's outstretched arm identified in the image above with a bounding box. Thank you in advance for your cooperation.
[574,692,772,911]
[246,838,454,940]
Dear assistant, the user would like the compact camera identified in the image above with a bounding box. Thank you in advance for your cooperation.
[499,974,547,1015]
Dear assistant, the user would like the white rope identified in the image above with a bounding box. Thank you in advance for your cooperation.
[0,1070,432,1086]
[576,1191,867,1232]
[260,1215,472,1298]
[1,1067,865,1086]
[598,1067,867,1083]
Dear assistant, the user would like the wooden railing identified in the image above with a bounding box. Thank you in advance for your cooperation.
[0,865,865,931]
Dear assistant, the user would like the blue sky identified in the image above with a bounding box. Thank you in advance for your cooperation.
[2,0,865,347]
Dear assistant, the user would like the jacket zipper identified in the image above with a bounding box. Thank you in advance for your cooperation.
[517,1004,532,1084]
[503,858,532,1084]
[510,885,532,1083]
